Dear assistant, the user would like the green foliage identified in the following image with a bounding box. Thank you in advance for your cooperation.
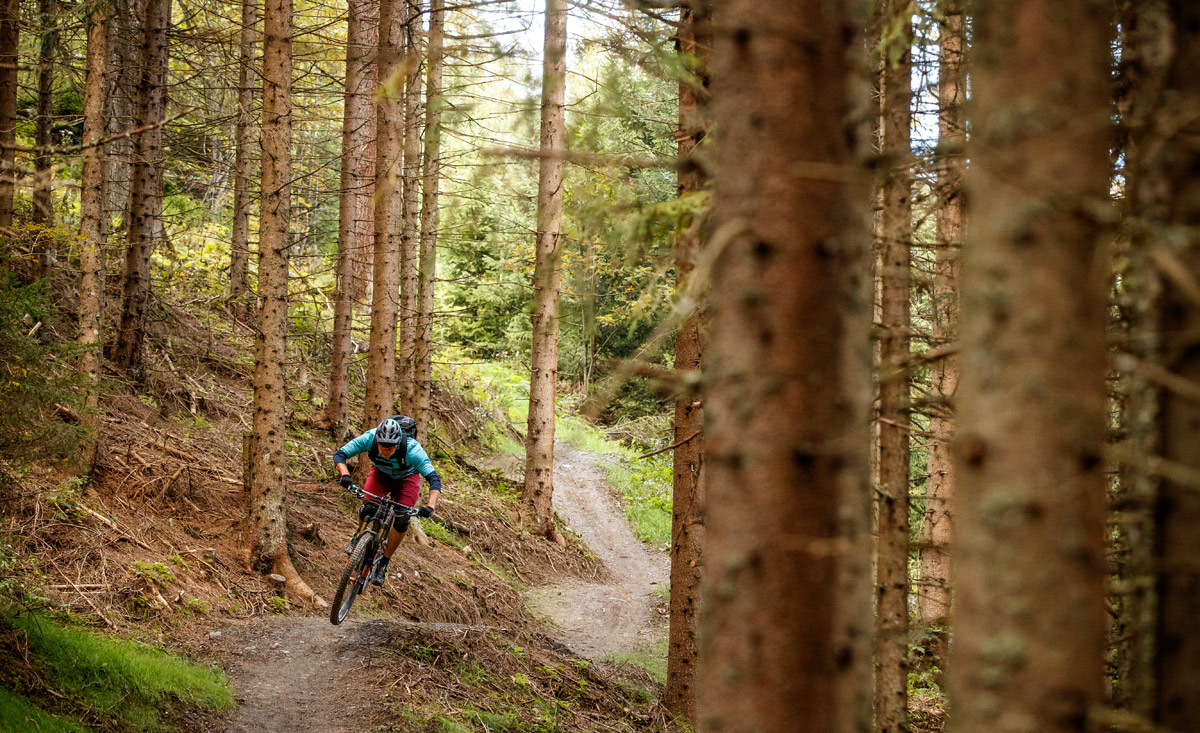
[0,243,89,466]
[47,477,89,522]
[4,612,233,730]
[603,454,673,548]
[130,562,175,588]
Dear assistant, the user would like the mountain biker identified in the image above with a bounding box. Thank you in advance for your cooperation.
[333,416,441,587]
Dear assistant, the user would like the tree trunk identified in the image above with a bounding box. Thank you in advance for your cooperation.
[362,0,404,428]
[229,0,257,323]
[697,1,872,730]
[247,0,321,606]
[111,0,169,373]
[78,0,108,472]
[1147,2,1200,726]
[663,3,709,721]
[103,2,139,227]
[323,0,377,437]
[0,0,17,229]
[415,0,443,425]
[874,1,913,728]
[917,0,964,630]
[948,0,1111,729]
[522,0,567,546]
[32,0,56,235]
[396,0,423,416]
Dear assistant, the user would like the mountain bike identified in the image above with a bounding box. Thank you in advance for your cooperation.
[329,484,418,625]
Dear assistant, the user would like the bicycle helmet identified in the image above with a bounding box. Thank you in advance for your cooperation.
[375,418,405,446]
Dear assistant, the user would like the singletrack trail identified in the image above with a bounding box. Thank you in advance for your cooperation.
[213,617,501,732]
[524,442,670,659]
[212,445,666,730]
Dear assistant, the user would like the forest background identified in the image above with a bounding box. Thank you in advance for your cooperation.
[1,0,1199,731]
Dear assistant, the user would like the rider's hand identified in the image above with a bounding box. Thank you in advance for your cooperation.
[339,474,353,489]
[417,506,434,518]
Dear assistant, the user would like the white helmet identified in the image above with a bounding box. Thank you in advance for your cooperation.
[375,418,404,446]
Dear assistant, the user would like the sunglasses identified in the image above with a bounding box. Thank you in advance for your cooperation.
[377,442,398,450]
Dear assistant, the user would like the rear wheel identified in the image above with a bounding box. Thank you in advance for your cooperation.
[330,533,375,625]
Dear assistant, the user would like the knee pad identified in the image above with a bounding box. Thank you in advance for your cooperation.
[360,502,380,522]
[394,514,411,533]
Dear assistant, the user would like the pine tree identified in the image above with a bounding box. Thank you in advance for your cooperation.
[697,1,872,729]
[323,0,378,437]
[78,0,109,470]
[949,0,1111,728]
[874,0,914,727]
[246,0,321,604]
[111,0,170,373]
[0,0,18,228]
[522,0,568,546]
[229,0,257,323]
[664,1,709,720]
[363,0,405,428]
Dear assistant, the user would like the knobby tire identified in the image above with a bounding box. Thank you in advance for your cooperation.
[330,533,375,625]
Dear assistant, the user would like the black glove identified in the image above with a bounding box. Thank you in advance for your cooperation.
[417,506,434,518]
[339,474,353,489]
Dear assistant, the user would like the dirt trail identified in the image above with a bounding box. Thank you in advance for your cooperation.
[210,617,501,732]
[212,444,666,730]
[524,443,670,659]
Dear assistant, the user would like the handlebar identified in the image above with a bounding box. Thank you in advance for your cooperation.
[344,483,419,516]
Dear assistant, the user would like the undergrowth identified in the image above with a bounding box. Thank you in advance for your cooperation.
[1,610,234,731]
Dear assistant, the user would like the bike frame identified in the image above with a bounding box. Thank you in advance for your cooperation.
[330,484,417,625]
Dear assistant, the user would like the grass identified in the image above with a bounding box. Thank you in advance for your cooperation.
[556,415,631,456]
[0,686,87,732]
[5,612,234,731]
[601,456,673,548]
[604,635,669,685]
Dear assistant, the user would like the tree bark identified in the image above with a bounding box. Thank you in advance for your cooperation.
[323,0,377,437]
[396,0,423,416]
[0,0,18,229]
[247,0,321,606]
[32,0,56,234]
[229,0,257,323]
[917,0,964,630]
[362,0,405,428]
[522,0,567,546]
[1146,2,1200,726]
[949,0,1111,730]
[111,0,170,373]
[103,2,139,226]
[663,3,709,721]
[78,0,108,472]
[696,1,872,730]
[874,1,913,728]
[415,0,443,425]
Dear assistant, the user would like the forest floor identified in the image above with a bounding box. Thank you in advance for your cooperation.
[210,445,669,732]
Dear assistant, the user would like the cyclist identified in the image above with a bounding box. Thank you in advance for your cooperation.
[333,416,441,586]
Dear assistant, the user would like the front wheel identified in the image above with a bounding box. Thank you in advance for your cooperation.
[330,533,375,625]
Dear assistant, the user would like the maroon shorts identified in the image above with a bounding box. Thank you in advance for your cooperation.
[363,467,420,507]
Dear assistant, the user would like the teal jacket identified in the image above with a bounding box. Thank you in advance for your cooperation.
[333,429,441,490]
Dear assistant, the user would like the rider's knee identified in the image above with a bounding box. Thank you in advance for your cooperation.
[394,514,411,533]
